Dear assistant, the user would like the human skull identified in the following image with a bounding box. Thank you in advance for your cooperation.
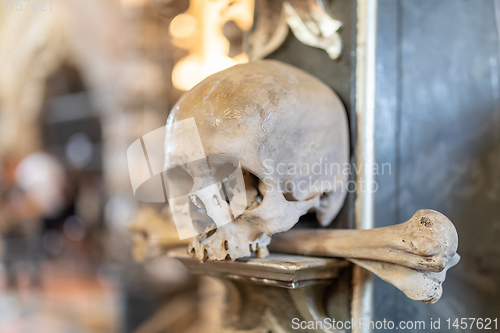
[164,60,349,261]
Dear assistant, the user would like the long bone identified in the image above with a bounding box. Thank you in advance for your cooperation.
[269,209,458,272]
[349,254,460,304]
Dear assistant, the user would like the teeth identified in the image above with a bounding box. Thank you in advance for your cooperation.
[256,246,269,258]
[191,240,269,262]
[189,224,272,262]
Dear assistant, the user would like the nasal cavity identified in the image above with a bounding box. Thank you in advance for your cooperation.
[242,170,264,210]
[188,194,217,235]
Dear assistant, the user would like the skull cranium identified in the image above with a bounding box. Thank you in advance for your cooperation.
[164,60,349,261]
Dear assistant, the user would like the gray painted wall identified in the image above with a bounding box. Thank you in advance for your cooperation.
[374,0,500,327]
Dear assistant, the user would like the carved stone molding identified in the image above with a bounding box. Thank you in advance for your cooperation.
[171,248,350,333]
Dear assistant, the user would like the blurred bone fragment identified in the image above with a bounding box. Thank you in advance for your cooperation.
[129,206,188,261]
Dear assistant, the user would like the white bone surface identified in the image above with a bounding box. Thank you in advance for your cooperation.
[349,254,460,304]
[270,209,458,272]
[164,60,349,261]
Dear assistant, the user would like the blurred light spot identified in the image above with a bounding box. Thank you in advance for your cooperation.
[105,195,137,228]
[65,132,93,168]
[169,13,197,39]
[63,216,86,242]
[172,55,237,91]
[0,292,21,321]
[121,0,144,7]
[169,0,254,91]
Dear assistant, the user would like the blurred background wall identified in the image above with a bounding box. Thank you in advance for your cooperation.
[0,0,258,330]
[0,1,207,332]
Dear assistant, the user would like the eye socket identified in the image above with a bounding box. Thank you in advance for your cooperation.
[212,161,239,183]
[165,156,266,212]
[164,165,194,198]
[207,155,239,183]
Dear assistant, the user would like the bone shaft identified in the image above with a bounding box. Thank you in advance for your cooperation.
[269,228,439,271]
[270,228,390,257]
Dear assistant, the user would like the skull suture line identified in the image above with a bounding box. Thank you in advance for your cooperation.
[164,60,349,261]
